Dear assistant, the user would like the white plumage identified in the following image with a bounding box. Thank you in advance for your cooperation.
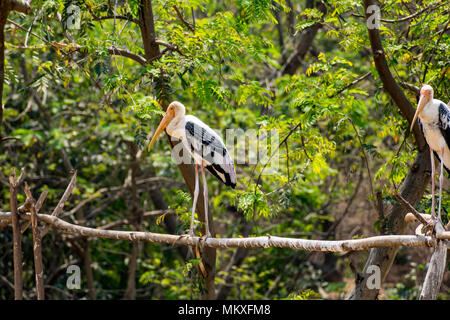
[148,101,237,238]
[410,84,449,222]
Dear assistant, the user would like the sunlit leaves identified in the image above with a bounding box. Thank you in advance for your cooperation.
[237,187,270,219]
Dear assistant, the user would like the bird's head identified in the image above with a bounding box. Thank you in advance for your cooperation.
[148,101,186,152]
[410,84,434,131]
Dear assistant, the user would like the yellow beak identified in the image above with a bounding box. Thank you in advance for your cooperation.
[410,95,426,132]
[148,109,174,152]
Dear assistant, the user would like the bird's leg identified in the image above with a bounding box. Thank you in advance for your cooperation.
[188,163,200,237]
[430,146,436,220]
[437,147,444,223]
[200,162,212,239]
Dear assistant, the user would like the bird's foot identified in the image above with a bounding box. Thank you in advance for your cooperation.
[198,231,212,249]
[421,218,439,236]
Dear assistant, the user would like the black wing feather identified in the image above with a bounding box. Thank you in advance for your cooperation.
[185,120,236,188]
[421,104,450,175]
[206,164,236,188]
[438,103,450,152]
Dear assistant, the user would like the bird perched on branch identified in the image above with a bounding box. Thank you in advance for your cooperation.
[410,84,449,223]
[148,101,236,239]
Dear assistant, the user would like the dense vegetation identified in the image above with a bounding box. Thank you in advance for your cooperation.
[0,0,448,299]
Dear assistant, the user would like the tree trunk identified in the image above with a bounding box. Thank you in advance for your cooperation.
[348,149,430,299]
[138,0,216,299]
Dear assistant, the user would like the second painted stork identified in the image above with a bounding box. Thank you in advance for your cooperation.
[410,84,450,222]
[148,101,237,238]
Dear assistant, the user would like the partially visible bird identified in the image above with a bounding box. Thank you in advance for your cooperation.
[410,84,450,221]
[148,101,236,238]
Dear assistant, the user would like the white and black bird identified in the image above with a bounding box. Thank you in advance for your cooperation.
[148,101,236,238]
[410,84,450,221]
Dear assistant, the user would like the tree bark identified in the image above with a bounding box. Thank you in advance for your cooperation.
[139,0,160,62]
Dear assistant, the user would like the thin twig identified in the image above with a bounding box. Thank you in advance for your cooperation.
[328,72,371,98]
[41,171,77,237]
[393,191,429,226]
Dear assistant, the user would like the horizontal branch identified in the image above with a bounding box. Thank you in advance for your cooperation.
[106,47,147,65]
[0,212,448,251]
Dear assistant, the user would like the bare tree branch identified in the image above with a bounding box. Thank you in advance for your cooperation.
[0,212,448,249]
[107,47,147,66]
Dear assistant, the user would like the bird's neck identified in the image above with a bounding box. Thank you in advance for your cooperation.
[167,114,185,139]
[420,99,438,123]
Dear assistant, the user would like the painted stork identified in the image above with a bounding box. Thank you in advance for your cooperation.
[148,101,237,238]
[410,84,450,222]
